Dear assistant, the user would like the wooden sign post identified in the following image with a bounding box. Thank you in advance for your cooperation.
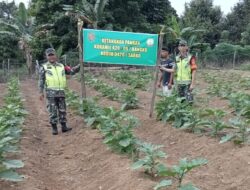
[149,33,164,118]
[78,19,86,99]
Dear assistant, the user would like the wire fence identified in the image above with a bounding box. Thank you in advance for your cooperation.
[2,43,250,83]
[0,59,28,83]
[202,43,250,68]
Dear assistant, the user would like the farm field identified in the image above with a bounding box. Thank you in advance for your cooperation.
[0,69,250,190]
[2,0,250,189]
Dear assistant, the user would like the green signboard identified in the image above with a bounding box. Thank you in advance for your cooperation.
[83,29,158,66]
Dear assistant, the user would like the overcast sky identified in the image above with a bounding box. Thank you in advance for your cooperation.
[169,0,240,16]
[2,0,241,16]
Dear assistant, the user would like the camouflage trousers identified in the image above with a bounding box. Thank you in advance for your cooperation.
[47,97,67,125]
[177,84,193,102]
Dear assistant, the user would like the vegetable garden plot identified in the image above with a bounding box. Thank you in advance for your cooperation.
[68,70,250,190]
[0,78,26,182]
[65,87,207,190]
[2,70,250,190]
[103,69,154,90]
[83,73,139,110]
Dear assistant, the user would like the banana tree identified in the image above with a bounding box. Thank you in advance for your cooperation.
[162,15,209,65]
[0,3,34,76]
[63,0,109,29]
[165,16,205,46]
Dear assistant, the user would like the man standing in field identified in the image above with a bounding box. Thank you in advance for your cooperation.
[157,47,174,96]
[39,48,80,135]
[159,40,197,102]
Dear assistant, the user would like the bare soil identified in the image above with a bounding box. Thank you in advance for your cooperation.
[0,75,250,190]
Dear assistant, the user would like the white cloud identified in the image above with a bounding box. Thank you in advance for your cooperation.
[169,0,240,16]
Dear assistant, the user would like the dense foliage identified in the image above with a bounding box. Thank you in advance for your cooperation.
[1,0,250,67]
[0,78,27,182]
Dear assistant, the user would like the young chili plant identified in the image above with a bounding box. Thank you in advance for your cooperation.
[132,142,167,177]
[155,94,193,128]
[121,88,139,110]
[201,109,230,137]
[220,116,250,144]
[100,107,139,156]
[155,158,208,190]
[180,108,206,134]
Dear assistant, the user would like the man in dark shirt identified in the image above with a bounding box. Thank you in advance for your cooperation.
[157,47,174,96]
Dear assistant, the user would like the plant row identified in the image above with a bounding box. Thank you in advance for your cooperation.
[0,78,27,182]
[155,94,250,144]
[202,71,250,97]
[84,73,139,110]
[201,72,250,143]
[104,69,153,90]
[65,89,207,190]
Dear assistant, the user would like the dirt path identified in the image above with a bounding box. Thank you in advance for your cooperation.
[0,79,156,190]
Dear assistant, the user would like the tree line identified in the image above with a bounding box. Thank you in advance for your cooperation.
[0,0,250,67]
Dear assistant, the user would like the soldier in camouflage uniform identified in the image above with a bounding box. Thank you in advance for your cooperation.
[159,40,197,102]
[174,40,197,102]
[39,48,80,135]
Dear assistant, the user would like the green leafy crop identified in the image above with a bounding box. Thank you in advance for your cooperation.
[0,78,26,182]
[132,142,166,177]
[155,158,208,190]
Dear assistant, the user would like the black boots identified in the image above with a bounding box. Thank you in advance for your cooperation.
[51,123,72,135]
[61,123,72,133]
[51,124,58,135]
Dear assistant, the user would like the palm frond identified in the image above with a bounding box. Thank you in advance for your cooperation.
[171,16,180,36]
[0,31,16,36]
[188,35,197,46]
[81,0,94,14]
[95,0,109,21]
[0,19,20,32]
[180,27,195,36]
[62,4,74,11]
[167,27,178,39]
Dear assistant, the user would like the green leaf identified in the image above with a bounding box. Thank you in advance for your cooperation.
[156,163,177,177]
[85,117,96,127]
[0,137,14,145]
[131,160,146,170]
[0,170,24,182]
[233,139,244,144]
[179,183,199,190]
[220,134,235,144]
[103,135,114,144]
[3,160,24,169]
[189,158,208,169]
[155,151,167,158]
[156,163,167,173]
[119,138,131,147]
[121,103,128,111]
[154,180,173,190]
